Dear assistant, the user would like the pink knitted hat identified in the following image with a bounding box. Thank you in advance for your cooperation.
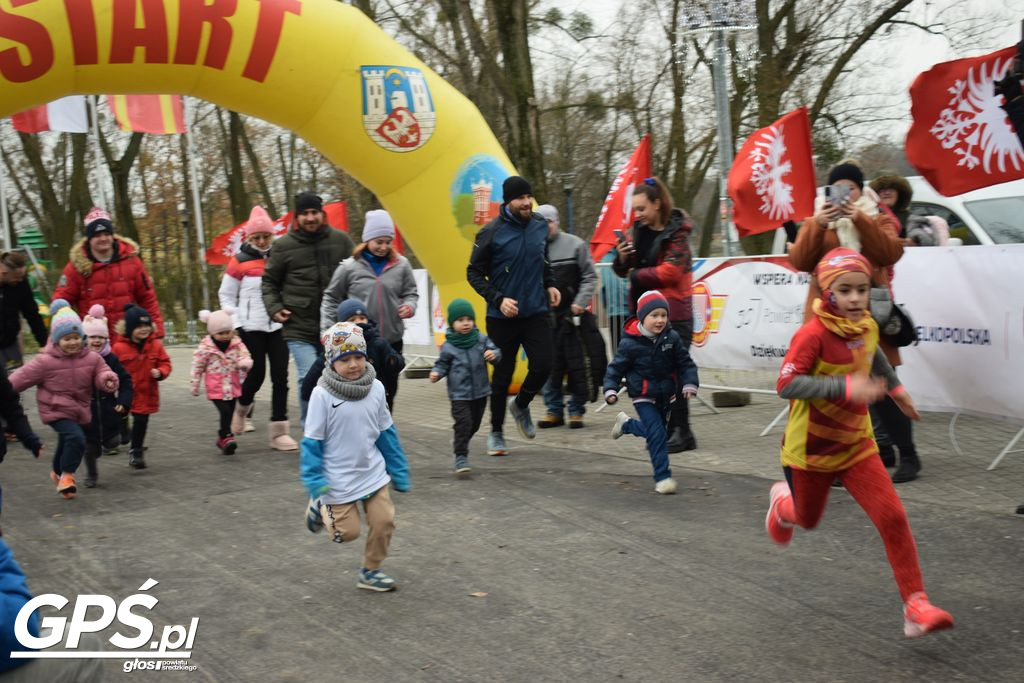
[199,308,235,335]
[244,206,274,237]
[81,304,109,338]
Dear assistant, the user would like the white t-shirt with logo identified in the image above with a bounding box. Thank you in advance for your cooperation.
[304,380,392,505]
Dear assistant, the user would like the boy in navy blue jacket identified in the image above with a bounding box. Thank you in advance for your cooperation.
[603,290,699,494]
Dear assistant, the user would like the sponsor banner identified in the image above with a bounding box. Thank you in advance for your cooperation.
[687,246,1024,420]
[402,269,432,346]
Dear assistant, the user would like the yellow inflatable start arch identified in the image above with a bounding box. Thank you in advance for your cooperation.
[0,0,527,363]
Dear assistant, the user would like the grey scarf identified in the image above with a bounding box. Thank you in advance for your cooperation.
[318,362,376,400]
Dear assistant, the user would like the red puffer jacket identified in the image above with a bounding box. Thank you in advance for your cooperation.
[111,335,172,415]
[53,237,165,338]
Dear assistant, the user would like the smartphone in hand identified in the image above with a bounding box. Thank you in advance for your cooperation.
[613,229,627,242]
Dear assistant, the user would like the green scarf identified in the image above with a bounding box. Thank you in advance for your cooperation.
[445,327,480,349]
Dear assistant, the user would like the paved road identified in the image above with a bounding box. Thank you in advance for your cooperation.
[1,347,1022,681]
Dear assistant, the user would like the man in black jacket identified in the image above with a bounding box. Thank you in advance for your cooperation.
[467,176,560,455]
[0,252,47,371]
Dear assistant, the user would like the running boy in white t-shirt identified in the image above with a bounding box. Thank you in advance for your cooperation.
[300,322,410,592]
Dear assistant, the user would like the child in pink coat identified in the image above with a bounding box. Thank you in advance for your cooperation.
[10,300,118,498]
[190,308,253,455]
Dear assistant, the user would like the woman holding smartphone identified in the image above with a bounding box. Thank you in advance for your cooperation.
[611,176,698,453]
[788,162,921,483]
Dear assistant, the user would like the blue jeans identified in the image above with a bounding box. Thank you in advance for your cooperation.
[286,340,320,422]
[622,398,672,482]
[47,419,85,475]
[541,375,586,417]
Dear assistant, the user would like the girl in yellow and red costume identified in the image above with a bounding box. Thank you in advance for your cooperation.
[764,247,954,638]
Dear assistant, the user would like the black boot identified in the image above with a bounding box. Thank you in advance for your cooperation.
[878,444,896,468]
[891,450,920,483]
[128,447,147,470]
[666,426,698,453]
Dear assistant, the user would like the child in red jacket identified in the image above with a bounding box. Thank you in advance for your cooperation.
[765,248,953,638]
[190,308,252,455]
[112,304,171,470]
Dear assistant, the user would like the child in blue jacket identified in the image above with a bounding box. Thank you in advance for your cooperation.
[603,290,699,494]
[430,298,501,476]
[299,322,410,592]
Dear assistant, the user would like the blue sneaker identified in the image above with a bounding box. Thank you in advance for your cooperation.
[507,397,536,439]
[358,568,397,592]
[305,498,323,533]
[454,455,471,475]
[487,431,508,456]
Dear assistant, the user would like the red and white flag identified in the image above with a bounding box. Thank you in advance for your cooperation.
[906,46,1024,196]
[727,107,816,237]
[11,96,88,133]
[589,135,651,261]
[107,95,186,134]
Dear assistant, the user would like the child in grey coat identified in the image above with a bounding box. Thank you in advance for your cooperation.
[430,299,501,476]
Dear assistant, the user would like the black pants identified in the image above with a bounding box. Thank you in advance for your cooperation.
[239,329,290,422]
[873,394,916,458]
[212,399,236,438]
[383,339,403,413]
[452,397,488,456]
[130,413,149,450]
[486,315,554,433]
[667,320,694,434]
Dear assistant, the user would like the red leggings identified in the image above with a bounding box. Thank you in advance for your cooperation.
[779,455,924,600]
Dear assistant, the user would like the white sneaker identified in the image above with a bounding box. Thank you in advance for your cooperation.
[611,412,630,439]
[655,478,678,495]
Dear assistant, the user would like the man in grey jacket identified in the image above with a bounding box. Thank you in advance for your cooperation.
[535,205,600,429]
[262,192,354,421]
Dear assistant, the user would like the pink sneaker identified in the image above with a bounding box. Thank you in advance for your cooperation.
[765,481,795,546]
[903,592,954,638]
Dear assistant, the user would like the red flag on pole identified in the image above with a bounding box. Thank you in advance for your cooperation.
[206,202,350,265]
[906,46,1024,196]
[11,96,88,133]
[590,135,651,261]
[727,107,816,237]
[107,95,186,134]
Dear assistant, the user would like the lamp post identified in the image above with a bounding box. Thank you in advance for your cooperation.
[561,172,577,235]
[180,209,194,324]
[682,1,755,256]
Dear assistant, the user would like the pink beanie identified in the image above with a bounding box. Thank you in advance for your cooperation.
[244,206,274,237]
[199,308,235,335]
[81,304,109,338]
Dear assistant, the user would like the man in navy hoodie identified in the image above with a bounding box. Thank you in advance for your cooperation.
[467,176,560,455]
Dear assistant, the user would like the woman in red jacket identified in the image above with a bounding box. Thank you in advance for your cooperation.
[612,177,698,453]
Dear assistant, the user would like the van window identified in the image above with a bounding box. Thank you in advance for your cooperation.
[963,197,1024,244]
[908,202,978,245]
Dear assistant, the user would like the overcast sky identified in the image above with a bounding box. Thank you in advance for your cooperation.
[553,0,1022,139]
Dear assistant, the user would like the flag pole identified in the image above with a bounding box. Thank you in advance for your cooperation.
[0,140,12,251]
[88,96,111,209]
[181,96,211,309]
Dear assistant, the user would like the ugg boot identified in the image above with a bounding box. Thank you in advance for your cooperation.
[268,420,299,451]
[231,402,250,435]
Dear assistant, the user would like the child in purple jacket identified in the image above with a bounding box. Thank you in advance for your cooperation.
[10,300,118,499]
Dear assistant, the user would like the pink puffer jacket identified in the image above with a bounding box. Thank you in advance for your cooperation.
[189,336,253,400]
[10,344,118,424]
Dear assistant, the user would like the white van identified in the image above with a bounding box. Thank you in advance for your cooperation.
[906,175,1024,245]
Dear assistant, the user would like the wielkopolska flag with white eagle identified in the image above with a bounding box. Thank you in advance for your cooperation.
[727,107,816,237]
[906,46,1023,196]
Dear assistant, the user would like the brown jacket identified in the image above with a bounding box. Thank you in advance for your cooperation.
[788,210,904,364]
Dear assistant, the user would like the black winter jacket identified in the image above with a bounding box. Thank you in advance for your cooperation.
[300,321,405,403]
[551,312,607,403]
[0,368,41,462]
[85,350,133,447]
[0,280,47,349]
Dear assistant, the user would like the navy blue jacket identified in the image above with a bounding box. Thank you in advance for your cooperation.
[603,318,699,400]
[301,320,405,403]
[1,539,39,672]
[86,349,133,446]
[466,205,555,319]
